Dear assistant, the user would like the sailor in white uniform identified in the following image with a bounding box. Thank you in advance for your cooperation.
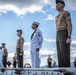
[31,22,43,68]
[0,47,3,68]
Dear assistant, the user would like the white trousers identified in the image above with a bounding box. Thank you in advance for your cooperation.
[0,60,3,68]
[31,50,40,68]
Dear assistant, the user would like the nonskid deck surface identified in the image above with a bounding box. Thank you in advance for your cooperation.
[0,68,76,75]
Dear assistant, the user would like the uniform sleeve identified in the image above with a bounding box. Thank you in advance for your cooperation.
[2,49,4,55]
[20,37,24,44]
[64,11,71,21]
[5,49,8,58]
[36,31,43,49]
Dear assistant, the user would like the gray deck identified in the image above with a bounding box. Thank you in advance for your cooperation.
[0,68,76,75]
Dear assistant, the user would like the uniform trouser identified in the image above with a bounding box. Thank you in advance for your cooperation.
[13,61,16,68]
[31,50,40,68]
[74,64,76,67]
[3,56,7,68]
[16,48,23,68]
[56,30,70,67]
[48,62,52,68]
[0,60,3,68]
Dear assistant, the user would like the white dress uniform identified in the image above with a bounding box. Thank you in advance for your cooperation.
[31,23,43,68]
[0,49,3,68]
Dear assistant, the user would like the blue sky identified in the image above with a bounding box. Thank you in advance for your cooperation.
[0,0,76,66]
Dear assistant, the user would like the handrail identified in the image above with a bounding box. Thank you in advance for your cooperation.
[0,68,74,75]
[0,68,67,71]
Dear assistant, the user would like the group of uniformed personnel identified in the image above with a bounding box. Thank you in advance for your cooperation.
[0,1,73,73]
[15,21,43,74]
[16,21,43,69]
